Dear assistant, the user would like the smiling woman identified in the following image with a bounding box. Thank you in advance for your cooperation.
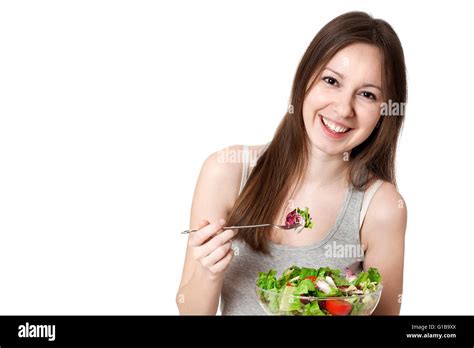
[304,43,384,147]
[177,11,407,316]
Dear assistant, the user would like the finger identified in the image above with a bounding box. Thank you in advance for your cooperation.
[209,248,234,274]
[189,218,225,247]
[198,219,209,229]
[200,242,232,268]
[198,228,237,258]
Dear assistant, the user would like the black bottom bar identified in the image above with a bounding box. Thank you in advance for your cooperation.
[0,315,473,346]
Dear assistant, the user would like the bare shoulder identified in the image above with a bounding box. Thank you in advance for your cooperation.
[204,143,267,170]
[202,144,243,178]
[369,181,407,224]
[201,145,243,194]
[198,144,267,211]
[363,180,408,243]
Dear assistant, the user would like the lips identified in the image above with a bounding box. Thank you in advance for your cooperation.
[320,115,352,133]
[318,114,354,139]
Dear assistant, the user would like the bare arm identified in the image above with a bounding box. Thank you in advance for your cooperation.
[361,182,407,315]
[176,146,242,315]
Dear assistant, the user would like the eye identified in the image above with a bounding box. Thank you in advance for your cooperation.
[323,76,339,86]
[360,91,377,100]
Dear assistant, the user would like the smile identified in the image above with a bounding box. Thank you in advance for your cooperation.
[321,115,352,133]
[318,114,354,139]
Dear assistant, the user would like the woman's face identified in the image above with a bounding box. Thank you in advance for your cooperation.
[302,43,383,156]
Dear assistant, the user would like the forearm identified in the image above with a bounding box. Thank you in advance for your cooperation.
[176,265,223,315]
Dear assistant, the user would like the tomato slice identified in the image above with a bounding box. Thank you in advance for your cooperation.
[325,300,353,316]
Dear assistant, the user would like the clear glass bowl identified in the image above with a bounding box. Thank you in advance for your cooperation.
[256,283,383,316]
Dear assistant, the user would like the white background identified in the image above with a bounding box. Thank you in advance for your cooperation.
[1,0,473,315]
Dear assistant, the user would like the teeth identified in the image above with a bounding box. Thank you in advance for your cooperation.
[322,116,349,133]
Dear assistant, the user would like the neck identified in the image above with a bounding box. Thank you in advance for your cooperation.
[301,145,350,189]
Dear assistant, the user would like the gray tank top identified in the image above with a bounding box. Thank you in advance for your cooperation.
[220,143,382,315]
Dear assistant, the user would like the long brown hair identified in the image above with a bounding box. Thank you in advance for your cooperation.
[227,11,407,254]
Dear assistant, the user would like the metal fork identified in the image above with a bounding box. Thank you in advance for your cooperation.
[181,221,306,234]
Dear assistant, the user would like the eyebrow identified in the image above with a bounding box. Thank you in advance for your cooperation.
[324,66,383,92]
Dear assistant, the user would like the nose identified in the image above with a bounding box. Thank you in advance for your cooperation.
[332,92,355,118]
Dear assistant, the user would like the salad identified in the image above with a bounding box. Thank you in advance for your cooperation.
[256,265,382,316]
[285,207,314,229]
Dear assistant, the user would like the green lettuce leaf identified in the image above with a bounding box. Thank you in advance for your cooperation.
[294,279,315,295]
[296,207,314,229]
[303,301,327,316]
[299,267,319,280]
[368,267,382,283]
[257,269,277,290]
[352,271,369,286]
[279,286,301,312]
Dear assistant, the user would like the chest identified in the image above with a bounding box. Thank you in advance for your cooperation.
[269,186,348,247]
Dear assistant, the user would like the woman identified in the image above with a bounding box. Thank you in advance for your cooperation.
[176,11,407,315]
